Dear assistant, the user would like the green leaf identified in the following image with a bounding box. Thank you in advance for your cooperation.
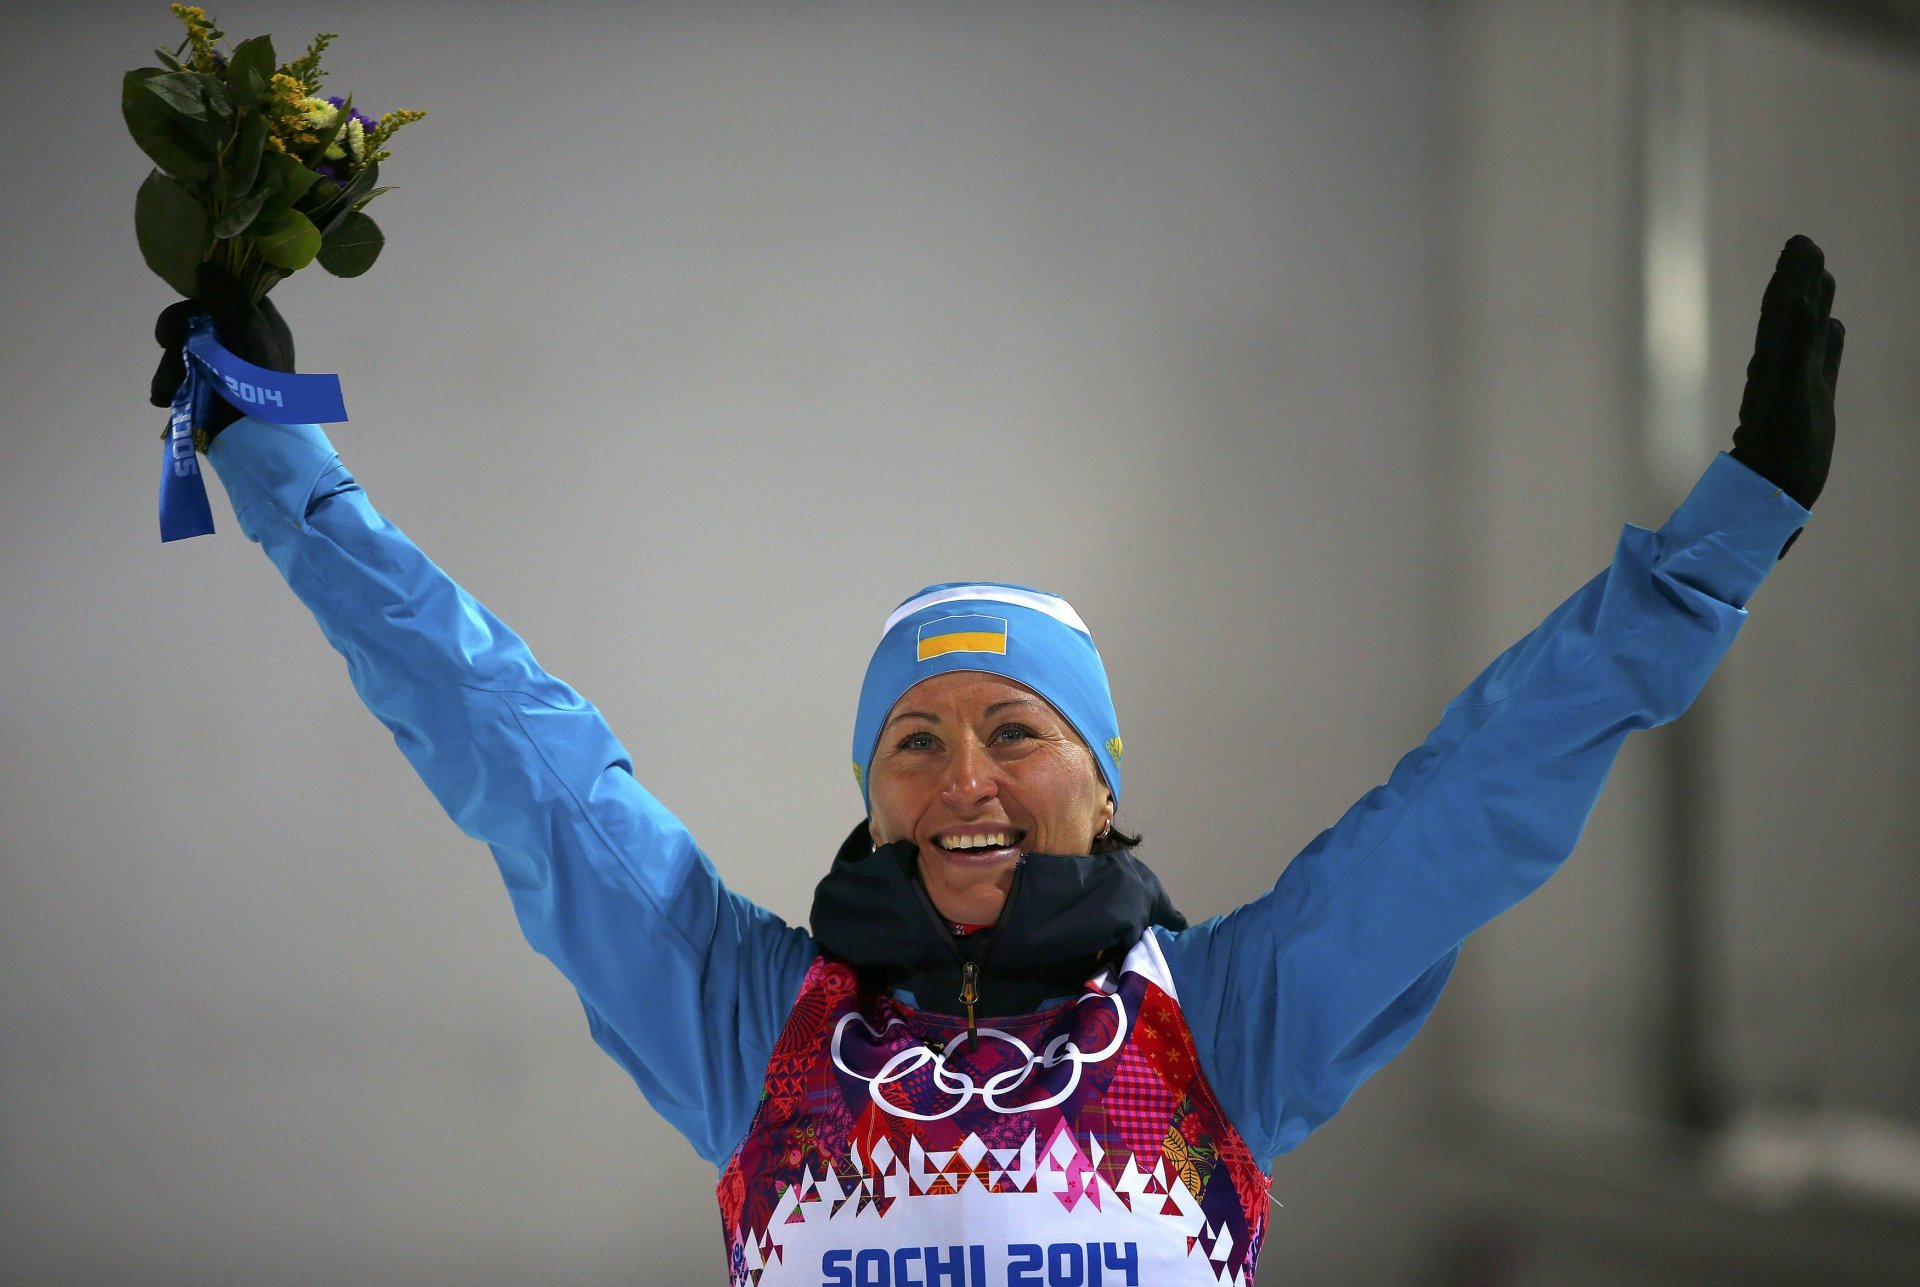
[221,65,268,117]
[135,169,210,296]
[316,211,383,278]
[226,35,276,96]
[283,157,323,204]
[153,48,181,72]
[227,112,268,196]
[254,150,323,226]
[122,68,215,180]
[350,185,395,211]
[143,71,232,128]
[212,184,273,239]
[247,210,287,239]
[305,159,379,235]
[252,209,322,271]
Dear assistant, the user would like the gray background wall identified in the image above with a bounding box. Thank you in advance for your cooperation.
[1,1,1914,1283]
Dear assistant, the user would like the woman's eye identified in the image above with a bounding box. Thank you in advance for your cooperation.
[898,731,937,751]
[992,724,1033,744]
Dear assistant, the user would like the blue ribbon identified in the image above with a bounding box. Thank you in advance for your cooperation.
[158,315,349,543]
[158,364,216,542]
[182,315,348,424]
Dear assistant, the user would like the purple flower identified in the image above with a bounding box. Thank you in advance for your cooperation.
[325,97,379,133]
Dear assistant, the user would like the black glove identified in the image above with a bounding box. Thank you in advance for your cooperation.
[1729,234,1845,512]
[149,265,297,446]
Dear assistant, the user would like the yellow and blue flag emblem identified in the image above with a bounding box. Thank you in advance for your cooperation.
[916,614,1009,661]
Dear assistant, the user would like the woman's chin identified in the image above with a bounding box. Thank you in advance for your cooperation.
[920,847,1017,923]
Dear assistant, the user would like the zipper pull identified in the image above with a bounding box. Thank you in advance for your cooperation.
[960,961,980,1053]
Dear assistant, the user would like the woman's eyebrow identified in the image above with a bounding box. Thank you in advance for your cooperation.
[984,698,1042,716]
[885,709,939,729]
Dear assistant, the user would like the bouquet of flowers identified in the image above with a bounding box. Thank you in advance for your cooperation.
[124,4,423,303]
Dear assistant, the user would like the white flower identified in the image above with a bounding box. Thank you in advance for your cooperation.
[299,97,338,130]
[344,116,367,164]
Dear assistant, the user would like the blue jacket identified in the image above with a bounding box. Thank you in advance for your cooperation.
[208,420,1809,1167]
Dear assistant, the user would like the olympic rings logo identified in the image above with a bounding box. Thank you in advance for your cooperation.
[829,992,1128,1121]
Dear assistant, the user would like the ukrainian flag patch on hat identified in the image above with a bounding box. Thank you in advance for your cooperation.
[916,614,1008,661]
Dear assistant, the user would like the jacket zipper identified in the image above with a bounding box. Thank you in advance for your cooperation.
[907,857,1026,1055]
[959,961,980,1051]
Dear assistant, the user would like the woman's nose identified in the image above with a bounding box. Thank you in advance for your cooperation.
[939,738,998,808]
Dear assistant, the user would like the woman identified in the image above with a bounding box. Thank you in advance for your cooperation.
[149,236,1842,1285]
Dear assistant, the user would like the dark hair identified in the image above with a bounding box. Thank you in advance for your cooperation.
[1089,821,1143,855]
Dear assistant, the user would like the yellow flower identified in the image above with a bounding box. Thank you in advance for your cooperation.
[170,4,224,75]
[365,107,426,162]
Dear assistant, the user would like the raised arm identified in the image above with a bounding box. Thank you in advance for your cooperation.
[1157,236,1843,1163]
[154,273,820,1170]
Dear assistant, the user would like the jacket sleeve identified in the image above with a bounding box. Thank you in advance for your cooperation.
[1155,452,1811,1163]
[207,417,817,1168]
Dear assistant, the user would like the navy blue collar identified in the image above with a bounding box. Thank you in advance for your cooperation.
[808,823,1186,1019]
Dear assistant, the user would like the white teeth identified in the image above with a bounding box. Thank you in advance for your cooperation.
[940,832,1011,851]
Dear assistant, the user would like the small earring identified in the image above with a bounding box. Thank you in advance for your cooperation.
[1096,821,1112,841]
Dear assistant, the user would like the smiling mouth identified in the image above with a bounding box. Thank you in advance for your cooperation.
[932,829,1026,854]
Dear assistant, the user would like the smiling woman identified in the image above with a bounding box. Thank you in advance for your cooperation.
[868,669,1116,926]
[861,588,1122,927]
[147,235,1842,1284]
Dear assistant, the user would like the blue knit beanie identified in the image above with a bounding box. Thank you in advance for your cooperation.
[852,582,1123,812]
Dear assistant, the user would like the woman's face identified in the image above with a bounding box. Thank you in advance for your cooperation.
[866,670,1115,926]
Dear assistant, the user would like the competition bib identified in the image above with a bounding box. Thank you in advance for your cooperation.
[719,936,1270,1286]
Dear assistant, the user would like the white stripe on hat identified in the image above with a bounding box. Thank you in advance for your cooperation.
[882,585,1092,638]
